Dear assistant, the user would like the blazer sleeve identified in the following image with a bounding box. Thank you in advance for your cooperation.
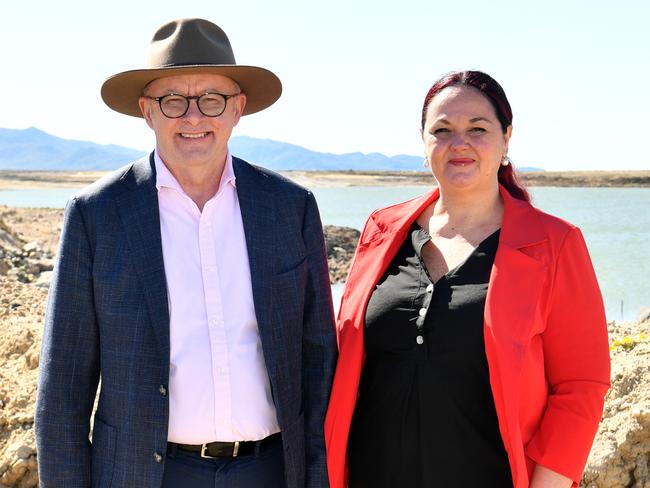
[524,226,611,484]
[35,198,99,488]
[301,191,338,488]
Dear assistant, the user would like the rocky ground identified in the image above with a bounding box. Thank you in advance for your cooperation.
[0,206,648,487]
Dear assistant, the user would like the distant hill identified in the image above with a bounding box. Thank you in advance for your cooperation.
[0,127,147,170]
[228,135,425,171]
[0,127,543,172]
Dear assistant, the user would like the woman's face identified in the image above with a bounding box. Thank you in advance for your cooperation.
[421,85,511,194]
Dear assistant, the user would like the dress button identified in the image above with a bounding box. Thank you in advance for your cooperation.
[153,452,163,463]
[416,335,424,345]
[159,385,167,396]
[426,284,434,293]
[418,308,427,317]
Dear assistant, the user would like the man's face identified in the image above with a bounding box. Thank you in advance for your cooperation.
[138,73,246,171]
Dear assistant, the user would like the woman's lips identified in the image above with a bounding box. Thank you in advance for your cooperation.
[448,158,475,166]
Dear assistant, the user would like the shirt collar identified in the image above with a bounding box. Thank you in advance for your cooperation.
[154,149,237,195]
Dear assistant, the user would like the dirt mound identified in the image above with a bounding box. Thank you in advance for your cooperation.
[0,207,60,488]
[581,320,650,488]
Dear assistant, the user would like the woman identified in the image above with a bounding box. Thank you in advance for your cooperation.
[325,71,610,488]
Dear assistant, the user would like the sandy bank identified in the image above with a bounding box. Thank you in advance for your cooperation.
[2,170,650,190]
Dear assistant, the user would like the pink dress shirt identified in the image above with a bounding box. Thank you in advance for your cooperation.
[155,150,280,443]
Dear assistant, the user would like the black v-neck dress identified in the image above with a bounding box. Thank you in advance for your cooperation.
[347,225,513,487]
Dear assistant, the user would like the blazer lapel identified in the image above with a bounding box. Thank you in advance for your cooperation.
[339,189,438,330]
[483,186,549,482]
[115,153,170,361]
[232,157,277,376]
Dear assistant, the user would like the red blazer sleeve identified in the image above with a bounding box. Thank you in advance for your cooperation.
[524,226,610,483]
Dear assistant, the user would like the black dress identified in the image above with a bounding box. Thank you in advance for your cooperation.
[348,225,513,488]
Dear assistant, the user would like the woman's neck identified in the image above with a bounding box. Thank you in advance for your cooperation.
[426,184,503,237]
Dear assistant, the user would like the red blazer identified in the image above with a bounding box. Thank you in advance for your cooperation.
[325,186,610,488]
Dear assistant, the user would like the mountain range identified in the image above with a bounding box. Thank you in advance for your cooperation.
[0,127,542,172]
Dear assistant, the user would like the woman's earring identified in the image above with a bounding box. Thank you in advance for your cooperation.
[423,157,430,168]
[501,156,512,167]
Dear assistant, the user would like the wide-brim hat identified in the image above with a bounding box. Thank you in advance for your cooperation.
[101,18,282,117]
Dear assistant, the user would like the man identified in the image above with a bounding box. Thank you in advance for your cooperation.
[35,18,337,488]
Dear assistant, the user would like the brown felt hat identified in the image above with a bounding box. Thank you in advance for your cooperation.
[101,18,282,117]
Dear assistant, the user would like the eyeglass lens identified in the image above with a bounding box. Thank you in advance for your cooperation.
[159,94,228,118]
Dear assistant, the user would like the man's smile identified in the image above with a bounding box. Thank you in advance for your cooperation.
[179,132,210,139]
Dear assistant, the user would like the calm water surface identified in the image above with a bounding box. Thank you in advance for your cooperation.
[313,186,650,322]
[1,185,648,321]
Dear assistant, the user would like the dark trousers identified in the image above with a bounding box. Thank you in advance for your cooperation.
[161,438,286,488]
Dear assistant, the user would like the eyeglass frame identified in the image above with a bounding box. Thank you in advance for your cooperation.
[142,92,241,118]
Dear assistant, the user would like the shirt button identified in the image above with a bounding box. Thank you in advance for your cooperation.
[159,385,167,396]
[153,452,163,463]
[416,335,424,345]
[426,284,434,293]
[418,308,427,317]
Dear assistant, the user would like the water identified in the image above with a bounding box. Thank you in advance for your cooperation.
[0,187,78,208]
[312,186,650,322]
[1,185,648,322]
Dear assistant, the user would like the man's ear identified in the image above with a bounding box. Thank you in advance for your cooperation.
[231,93,247,127]
[138,97,155,129]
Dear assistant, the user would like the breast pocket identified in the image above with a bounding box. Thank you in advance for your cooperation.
[91,417,117,487]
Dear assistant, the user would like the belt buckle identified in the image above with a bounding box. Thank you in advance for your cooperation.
[200,441,240,458]
[200,443,216,459]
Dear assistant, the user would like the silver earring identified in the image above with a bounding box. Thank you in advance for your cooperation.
[501,156,512,167]
[423,157,430,168]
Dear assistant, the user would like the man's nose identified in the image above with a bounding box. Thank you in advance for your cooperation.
[182,98,204,121]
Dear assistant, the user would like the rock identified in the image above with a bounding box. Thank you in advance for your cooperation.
[10,444,32,461]
[22,262,41,276]
[323,225,360,283]
[21,242,39,255]
[35,259,53,272]
[580,319,650,487]
[34,271,52,289]
[636,307,650,324]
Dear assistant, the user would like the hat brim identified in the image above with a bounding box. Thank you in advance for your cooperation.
[101,65,282,117]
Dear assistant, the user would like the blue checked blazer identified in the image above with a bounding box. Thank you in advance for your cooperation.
[35,153,337,488]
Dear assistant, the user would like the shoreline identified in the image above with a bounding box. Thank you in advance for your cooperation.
[1,169,650,189]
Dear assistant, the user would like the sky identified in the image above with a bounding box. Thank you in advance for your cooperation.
[2,0,648,171]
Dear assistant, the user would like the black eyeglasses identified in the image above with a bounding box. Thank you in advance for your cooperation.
[144,92,240,118]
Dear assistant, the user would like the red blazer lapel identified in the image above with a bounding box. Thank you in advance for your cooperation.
[326,189,436,486]
[484,186,549,485]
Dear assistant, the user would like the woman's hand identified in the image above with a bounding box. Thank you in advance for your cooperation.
[529,464,573,488]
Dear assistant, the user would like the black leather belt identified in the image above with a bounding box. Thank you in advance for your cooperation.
[169,432,281,459]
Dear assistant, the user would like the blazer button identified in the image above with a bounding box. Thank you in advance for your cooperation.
[159,385,167,396]
[153,452,164,463]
